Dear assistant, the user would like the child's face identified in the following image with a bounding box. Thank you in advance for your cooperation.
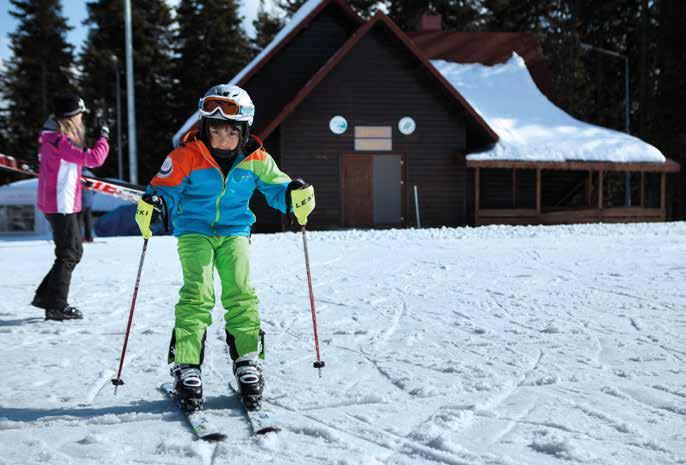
[209,123,240,151]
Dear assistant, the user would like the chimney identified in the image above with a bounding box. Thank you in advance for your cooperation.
[417,14,442,33]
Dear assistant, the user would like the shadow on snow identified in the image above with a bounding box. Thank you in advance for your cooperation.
[0,395,242,423]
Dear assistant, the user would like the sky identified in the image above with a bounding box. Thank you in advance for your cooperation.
[0,0,273,66]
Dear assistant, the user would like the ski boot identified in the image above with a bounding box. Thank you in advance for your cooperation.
[233,357,264,411]
[45,304,83,321]
[171,364,203,411]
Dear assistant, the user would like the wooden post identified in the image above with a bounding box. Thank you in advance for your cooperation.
[536,169,541,217]
[475,168,480,225]
[598,170,604,209]
[640,172,645,208]
[586,170,592,207]
[512,168,517,208]
[660,172,666,211]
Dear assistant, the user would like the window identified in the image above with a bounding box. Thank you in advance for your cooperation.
[0,205,36,232]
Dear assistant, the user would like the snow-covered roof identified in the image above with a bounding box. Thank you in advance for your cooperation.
[172,0,325,146]
[433,53,666,164]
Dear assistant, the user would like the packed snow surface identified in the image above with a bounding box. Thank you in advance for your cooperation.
[434,54,666,164]
[1,222,685,464]
[173,0,324,146]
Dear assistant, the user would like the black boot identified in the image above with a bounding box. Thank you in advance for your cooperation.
[233,358,264,411]
[45,304,83,321]
[171,364,203,411]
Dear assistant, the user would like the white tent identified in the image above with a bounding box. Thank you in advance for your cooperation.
[0,178,128,239]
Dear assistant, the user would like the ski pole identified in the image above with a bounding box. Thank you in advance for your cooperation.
[111,238,149,393]
[300,225,325,377]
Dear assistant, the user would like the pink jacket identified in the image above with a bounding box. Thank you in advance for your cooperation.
[37,130,110,214]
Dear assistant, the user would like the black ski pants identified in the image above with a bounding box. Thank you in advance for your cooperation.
[34,213,83,309]
[79,207,94,242]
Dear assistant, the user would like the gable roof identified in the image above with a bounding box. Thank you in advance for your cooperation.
[409,31,554,101]
[259,12,499,146]
[173,0,363,146]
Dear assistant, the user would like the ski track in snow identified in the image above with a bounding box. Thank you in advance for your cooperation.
[1,223,685,464]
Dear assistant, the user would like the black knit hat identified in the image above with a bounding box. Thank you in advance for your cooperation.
[53,93,88,118]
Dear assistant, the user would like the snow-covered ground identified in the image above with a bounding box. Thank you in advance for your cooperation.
[1,223,685,465]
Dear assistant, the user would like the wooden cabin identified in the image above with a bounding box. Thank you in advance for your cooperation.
[173,0,679,231]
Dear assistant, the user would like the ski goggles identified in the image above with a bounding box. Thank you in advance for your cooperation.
[198,97,254,119]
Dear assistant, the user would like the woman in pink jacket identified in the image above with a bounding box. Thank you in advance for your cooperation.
[32,93,110,320]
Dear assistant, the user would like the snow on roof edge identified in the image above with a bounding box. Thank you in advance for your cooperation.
[172,0,325,147]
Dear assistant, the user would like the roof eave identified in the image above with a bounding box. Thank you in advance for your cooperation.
[466,158,681,173]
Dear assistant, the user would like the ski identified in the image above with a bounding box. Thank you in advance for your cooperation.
[160,382,227,442]
[0,154,143,203]
[228,377,281,435]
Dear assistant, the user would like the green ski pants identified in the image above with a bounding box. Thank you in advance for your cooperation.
[171,234,260,365]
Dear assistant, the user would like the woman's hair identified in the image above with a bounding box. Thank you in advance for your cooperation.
[56,115,85,147]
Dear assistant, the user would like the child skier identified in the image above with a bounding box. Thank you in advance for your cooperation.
[33,93,110,320]
[135,84,315,411]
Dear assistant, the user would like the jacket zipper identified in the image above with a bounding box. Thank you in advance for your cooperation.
[200,140,259,237]
[210,167,227,236]
[203,147,250,235]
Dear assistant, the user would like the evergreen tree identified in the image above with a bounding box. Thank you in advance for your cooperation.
[386,0,432,30]
[654,0,686,215]
[481,0,553,33]
[573,0,643,133]
[253,0,284,51]
[174,0,251,125]
[386,0,482,32]
[1,0,75,161]
[435,0,485,31]
[348,0,382,18]
[274,0,308,16]
[80,0,124,177]
[276,0,381,19]
[80,0,176,182]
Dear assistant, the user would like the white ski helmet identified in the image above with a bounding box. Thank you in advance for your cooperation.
[198,84,255,127]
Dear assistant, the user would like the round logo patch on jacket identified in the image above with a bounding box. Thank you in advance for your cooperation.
[157,157,173,178]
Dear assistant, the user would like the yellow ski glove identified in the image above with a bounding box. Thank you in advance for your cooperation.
[135,198,154,239]
[291,185,315,226]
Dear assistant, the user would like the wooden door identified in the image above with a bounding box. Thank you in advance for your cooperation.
[343,155,373,227]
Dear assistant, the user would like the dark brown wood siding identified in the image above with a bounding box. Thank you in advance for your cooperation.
[479,169,512,209]
[478,168,592,210]
[249,130,285,233]
[280,25,468,229]
[541,170,588,208]
[245,5,358,137]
